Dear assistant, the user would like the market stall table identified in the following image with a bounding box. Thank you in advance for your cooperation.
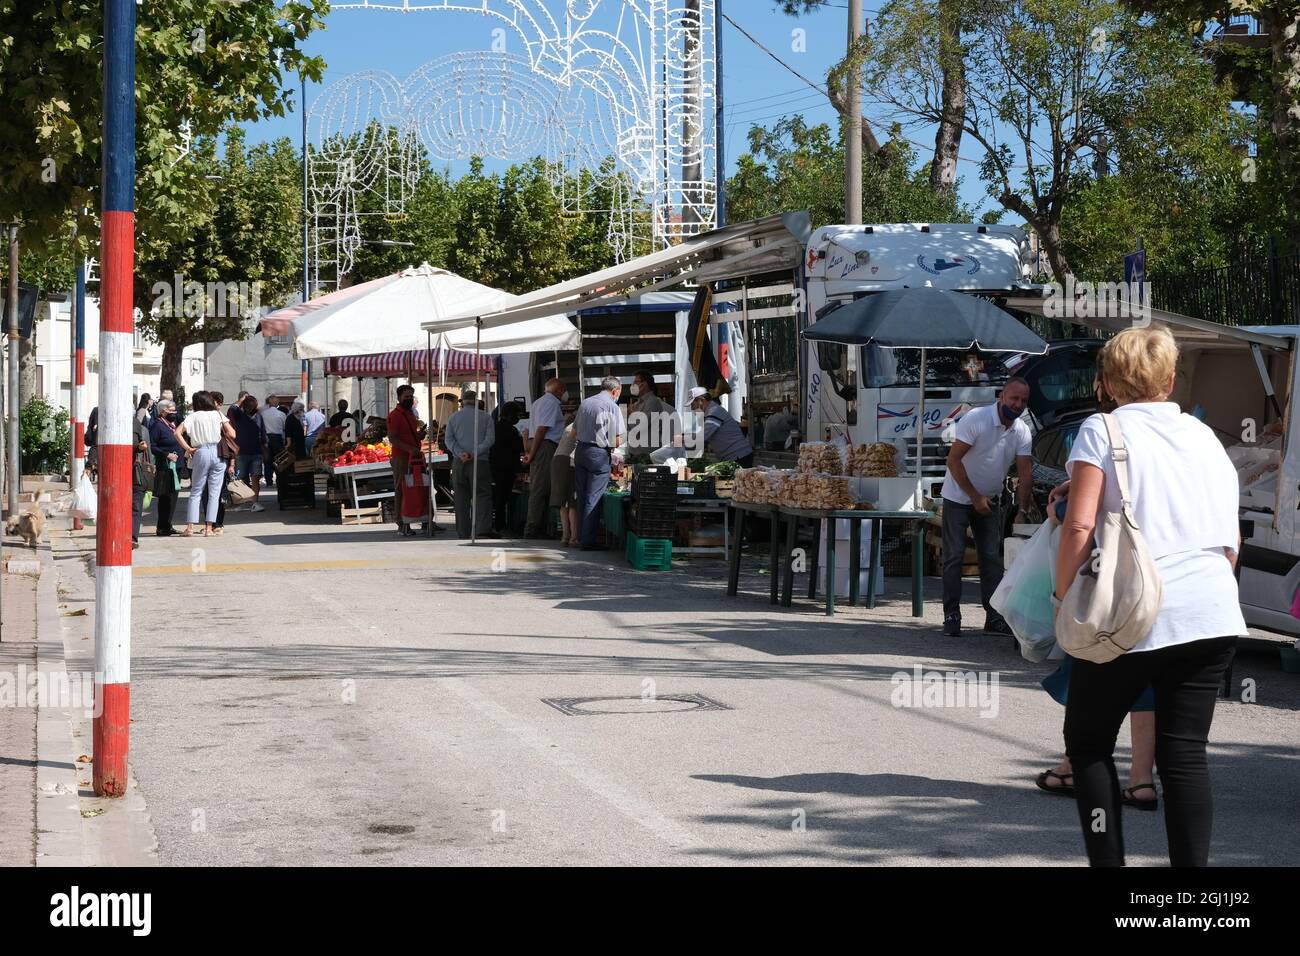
[726,503,930,617]
[725,501,784,605]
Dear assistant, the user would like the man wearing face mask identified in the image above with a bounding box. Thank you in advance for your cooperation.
[627,369,673,454]
[387,384,427,525]
[939,377,1035,637]
[523,377,568,538]
[687,387,754,467]
[148,398,184,536]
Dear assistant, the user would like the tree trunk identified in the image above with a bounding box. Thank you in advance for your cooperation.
[929,0,966,196]
[1037,222,1072,284]
[160,338,184,397]
[19,325,38,407]
[1268,4,1300,249]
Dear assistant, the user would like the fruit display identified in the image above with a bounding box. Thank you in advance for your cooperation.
[847,442,900,477]
[332,442,391,467]
[312,432,347,464]
[798,442,843,475]
[359,418,387,443]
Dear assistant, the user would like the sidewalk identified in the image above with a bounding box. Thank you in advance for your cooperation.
[1,481,158,868]
[0,553,37,866]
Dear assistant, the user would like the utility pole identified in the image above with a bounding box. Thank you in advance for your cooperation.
[714,0,726,229]
[845,0,864,224]
[6,225,19,518]
[94,0,137,798]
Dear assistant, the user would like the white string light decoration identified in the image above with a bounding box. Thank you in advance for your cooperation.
[308,0,717,292]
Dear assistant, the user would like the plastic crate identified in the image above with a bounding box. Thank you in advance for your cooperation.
[625,531,672,571]
[602,493,628,540]
[677,476,716,498]
[880,519,916,576]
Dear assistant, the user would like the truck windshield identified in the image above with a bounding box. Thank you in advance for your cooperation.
[862,346,1012,388]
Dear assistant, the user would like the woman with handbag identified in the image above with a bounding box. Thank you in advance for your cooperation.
[1054,325,1245,867]
[175,390,236,537]
[148,399,183,536]
[131,414,154,549]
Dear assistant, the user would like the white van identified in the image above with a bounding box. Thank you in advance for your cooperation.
[802,223,1037,476]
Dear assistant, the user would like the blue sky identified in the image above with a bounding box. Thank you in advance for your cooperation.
[243,2,989,215]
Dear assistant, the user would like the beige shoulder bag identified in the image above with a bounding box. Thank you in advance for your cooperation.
[1056,413,1163,663]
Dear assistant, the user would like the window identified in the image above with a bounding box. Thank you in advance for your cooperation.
[862,346,1013,388]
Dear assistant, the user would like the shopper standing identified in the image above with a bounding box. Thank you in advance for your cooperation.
[175,391,235,537]
[148,399,183,536]
[523,377,567,538]
[131,413,153,549]
[387,384,426,526]
[303,401,327,455]
[938,378,1034,637]
[573,376,625,550]
[231,395,267,512]
[445,389,496,539]
[490,402,525,533]
[1055,325,1245,868]
[259,394,287,486]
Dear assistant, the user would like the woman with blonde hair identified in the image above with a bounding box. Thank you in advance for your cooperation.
[1053,324,1245,866]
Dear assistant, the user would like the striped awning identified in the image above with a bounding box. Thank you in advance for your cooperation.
[324,349,496,378]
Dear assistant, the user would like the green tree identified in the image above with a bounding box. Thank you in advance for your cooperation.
[0,0,326,259]
[725,115,970,227]
[855,0,1247,280]
[134,130,306,391]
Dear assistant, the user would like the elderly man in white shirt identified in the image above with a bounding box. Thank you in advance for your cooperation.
[523,377,568,538]
[939,377,1035,637]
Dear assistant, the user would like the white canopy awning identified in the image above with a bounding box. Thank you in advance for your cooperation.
[260,263,579,358]
[422,211,813,334]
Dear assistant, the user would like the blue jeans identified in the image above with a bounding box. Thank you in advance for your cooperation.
[188,444,224,525]
[574,443,611,547]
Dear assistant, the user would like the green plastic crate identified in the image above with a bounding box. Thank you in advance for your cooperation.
[603,492,628,544]
[625,531,672,571]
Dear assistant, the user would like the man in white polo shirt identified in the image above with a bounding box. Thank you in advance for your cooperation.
[939,377,1035,637]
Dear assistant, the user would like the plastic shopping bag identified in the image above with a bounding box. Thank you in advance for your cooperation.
[991,522,1059,662]
[71,473,97,522]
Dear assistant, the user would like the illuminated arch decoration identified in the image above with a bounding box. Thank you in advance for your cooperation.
[308,0,717,292]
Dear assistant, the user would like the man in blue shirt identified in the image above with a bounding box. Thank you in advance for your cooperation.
[523,377,568,538]
[574,376,626,549]
[445,389,497,539]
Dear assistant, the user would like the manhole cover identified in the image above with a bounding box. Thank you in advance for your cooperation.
[542,693,731,717]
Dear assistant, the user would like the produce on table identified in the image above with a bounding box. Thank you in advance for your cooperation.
[703,460,739,478]
[798,442,843,475]
[332,442,392,467]
[846,442,900,477]
[733,467,852,509]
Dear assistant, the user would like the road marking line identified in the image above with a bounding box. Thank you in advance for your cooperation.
[134,555,557,575]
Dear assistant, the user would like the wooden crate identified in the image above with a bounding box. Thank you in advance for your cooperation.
[340,506,384,526]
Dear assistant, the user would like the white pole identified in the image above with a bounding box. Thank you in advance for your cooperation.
[916,347,926,506]
[470,322,482,544]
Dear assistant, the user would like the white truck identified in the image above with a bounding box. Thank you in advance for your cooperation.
[800,222,1037,479]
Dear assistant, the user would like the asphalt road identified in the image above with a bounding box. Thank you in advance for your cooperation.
[51,489,1300,866]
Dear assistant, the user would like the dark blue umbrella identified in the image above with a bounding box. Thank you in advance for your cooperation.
[802,287,1048,352]
[801,288,1047,485]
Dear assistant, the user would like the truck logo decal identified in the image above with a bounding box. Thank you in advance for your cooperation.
[917,255,981,275]
[878,405,916,420]
[807,248,819,270]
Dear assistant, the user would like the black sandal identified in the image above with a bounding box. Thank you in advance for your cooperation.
[1035,770,1074,797]
[1122,783,1159,811]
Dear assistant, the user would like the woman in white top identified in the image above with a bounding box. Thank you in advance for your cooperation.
[1053,325,1245,867]
[174,390,236,536]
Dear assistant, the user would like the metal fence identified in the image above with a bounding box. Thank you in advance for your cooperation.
[1150,242,1300,328]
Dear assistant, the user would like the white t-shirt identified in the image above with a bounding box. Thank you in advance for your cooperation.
[940,403,1031,504]
[1065,403,1246,652]
[184,410,226,447]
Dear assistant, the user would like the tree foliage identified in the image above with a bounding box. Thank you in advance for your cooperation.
[0,0,326,258]
[725,115,971,227]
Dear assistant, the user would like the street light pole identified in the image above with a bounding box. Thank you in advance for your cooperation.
[6,224,19,518]
[845,0,863,225]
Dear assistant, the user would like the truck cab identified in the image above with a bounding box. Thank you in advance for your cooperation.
[801,223,1036,477]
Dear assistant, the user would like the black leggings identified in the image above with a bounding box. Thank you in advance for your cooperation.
[1064,635,1236,867]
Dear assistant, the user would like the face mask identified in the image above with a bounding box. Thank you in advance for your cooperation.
[630,384,640,397]
[998,402,1017,422]
[400,398,414,409]
[561,391,570,402]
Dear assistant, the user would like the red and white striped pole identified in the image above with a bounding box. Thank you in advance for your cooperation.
[70,259,86,531]
[93,0,136,797]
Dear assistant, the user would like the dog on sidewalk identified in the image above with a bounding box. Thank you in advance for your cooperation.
[4,508,45,548]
